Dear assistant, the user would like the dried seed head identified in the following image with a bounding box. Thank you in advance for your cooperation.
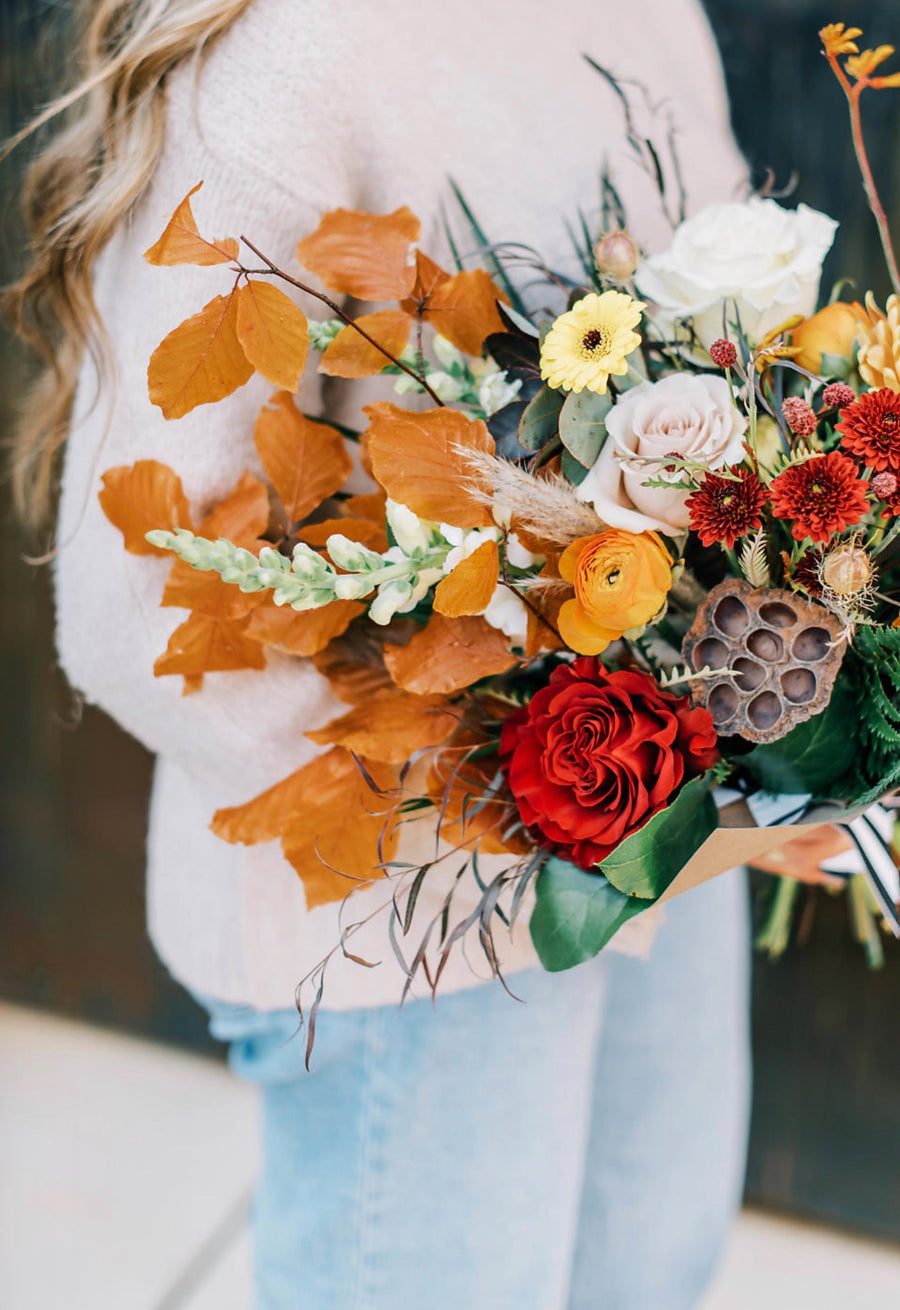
[819,541,876,602]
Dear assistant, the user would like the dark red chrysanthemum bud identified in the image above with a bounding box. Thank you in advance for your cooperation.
[709,338,737,369]
[823,381,856,410]
[872,470,899,500]
[782,396,818,437]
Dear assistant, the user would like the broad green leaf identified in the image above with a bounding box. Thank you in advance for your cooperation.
[820,350,854,381]
[599,772,718,899]
[743,678,858,798]
[559,389,612,467]
[518,384,564,450]
[561,450,590,485]
[530,858,651,972]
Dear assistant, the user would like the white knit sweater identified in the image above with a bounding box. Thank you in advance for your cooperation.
[55,0,747,1010]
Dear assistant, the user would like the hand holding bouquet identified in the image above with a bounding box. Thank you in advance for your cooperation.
[98,22,900,1044]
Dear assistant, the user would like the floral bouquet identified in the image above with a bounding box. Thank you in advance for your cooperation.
[99,23,900,1040]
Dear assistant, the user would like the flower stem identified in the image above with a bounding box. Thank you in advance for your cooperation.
[824,55,900,295]
[238,236,445,405]
[846,87,900,295]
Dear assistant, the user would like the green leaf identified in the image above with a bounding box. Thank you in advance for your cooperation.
[518,384,564,450]
[599,771,718,899]
[558,389,612,467]
[447,178,528,318]
[742,678,858,798]
[820,350,854,381]
[561,449,590,486]
[530,859,651,971]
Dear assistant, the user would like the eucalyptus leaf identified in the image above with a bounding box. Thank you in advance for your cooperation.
[561,450,590,486]
[518,385,564,450]
[742,678,858,798]
[599,772,718,899]
[530,858,652,972]
[820,351,854,381]
[559,388,612,467]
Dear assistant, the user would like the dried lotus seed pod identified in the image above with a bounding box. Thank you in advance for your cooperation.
[681,577,846,745]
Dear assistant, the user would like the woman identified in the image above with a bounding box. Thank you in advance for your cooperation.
[7,1,751,1305]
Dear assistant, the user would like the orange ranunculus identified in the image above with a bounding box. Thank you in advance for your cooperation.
[557,530,673,655]
[790,301,866,374]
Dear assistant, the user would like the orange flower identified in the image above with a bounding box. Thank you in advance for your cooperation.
[846,45,900,86]
[819,23,862,58]
[557,530,673,655]
[790,301,865,373]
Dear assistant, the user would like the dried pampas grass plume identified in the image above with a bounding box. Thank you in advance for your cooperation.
[456,447,605,548]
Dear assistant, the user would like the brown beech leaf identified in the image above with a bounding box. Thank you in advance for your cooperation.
[295,207,420,302]
[143,183,239,266]
[161,471,269,618]
[212,762,317,844]
[295,517,386,550]
[148,289,252,419]
[99,460,193,555]
[384,613,517,694]
[364,403,495,528]
[312,631,394,705]
[422,268,507,356]
[253,391,353,523]
[235,280,309,391]
[319,309,412,378]
[524,558,567,656]
[306,689,458,763]
[279,748,401,908]
[433,540,499,617]
[197,470,270,546]
[244,596,364,656]
[429,739,529,857]
[402,250,450,304]
[154,611,267,680]
[162,559,263,620]
[344,491,387,525]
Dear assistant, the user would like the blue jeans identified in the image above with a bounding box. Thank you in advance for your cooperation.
[202,870,750,1310]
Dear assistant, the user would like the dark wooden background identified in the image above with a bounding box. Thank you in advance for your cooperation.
[1,0,899,1239]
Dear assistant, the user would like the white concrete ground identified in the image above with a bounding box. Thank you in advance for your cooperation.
[1,1001,898,1309]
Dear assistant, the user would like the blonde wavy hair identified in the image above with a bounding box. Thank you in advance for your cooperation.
[4,0,252,533]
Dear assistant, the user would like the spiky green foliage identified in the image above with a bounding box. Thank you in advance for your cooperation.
[845,624,900,795]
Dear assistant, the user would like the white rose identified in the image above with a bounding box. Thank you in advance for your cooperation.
[577,373,748,534]
[635,198,837,349]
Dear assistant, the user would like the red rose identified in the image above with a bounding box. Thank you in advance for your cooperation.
[499,657,719,871]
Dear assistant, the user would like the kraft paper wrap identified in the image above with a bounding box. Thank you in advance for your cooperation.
[660,801,838,904]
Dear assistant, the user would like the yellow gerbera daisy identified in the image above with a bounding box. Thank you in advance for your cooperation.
[540,291,644,394]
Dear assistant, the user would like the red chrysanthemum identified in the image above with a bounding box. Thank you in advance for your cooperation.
[685,466,767,549]
[790,549,824,597]
[770,451,869,543]
[498,658,718,871]
[836,387,900,474]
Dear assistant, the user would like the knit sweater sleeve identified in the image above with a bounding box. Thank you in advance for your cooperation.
[54,123,360,805]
